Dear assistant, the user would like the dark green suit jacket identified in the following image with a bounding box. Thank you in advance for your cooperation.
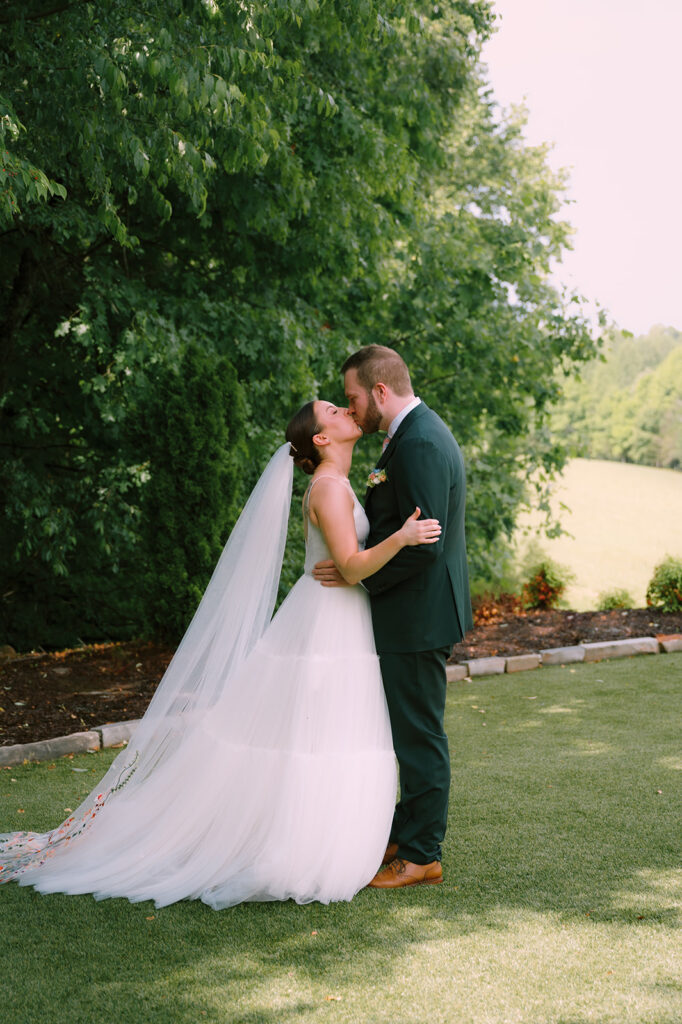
[363,402,473,653]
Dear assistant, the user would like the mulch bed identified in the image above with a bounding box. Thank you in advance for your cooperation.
[0,642,172,749]
[2,603,681,747]
[450,597,682,662]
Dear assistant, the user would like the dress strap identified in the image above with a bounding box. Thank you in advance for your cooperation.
[303,474,353,514]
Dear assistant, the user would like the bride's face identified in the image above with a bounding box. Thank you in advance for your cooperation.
[313,401,363,446]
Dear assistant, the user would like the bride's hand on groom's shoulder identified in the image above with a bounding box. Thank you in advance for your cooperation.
[312,559,352,587]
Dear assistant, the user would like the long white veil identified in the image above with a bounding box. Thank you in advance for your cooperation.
[0,443,294,877]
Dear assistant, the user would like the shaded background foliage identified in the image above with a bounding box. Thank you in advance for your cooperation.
[134,345,246,639]
[0,0,599,649]
[552,325,682,470]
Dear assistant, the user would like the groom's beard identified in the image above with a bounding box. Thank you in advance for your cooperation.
[357,393,382,434]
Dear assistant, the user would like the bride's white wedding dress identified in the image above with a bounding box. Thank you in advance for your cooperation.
[0,452,396,908]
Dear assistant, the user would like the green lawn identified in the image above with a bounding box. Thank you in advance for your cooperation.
[2,656,681,1024]
[514,458,682,609]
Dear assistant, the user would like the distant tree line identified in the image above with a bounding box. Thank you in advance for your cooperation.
[1,1,599,648]
[553,326,682,471]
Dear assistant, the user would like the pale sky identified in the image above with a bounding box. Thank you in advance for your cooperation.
[482,0,682,337]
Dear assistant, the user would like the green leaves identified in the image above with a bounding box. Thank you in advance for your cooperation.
[646,556,682,613]
[0,96,67,225]
[132,147,150,178]
[135,346,247,639]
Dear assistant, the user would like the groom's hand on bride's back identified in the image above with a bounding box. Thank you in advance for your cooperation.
[312,559,351,587]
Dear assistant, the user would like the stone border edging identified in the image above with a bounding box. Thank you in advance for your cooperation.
[0,720,140,768]
[2,633,681,768]
[446,633,682,683]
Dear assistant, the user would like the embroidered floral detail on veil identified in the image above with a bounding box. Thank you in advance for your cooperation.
[0,752,139,883]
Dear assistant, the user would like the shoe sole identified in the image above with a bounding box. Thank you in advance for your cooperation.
[369,875,443,889]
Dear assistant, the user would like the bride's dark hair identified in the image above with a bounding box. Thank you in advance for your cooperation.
[285,401,322,475]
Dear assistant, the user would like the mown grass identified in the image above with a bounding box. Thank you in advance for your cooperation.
[2,655,681,1024]
[514,457,682,609]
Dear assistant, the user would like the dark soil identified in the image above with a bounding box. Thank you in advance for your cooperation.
[2,605,681,747]
[0,642,173,748]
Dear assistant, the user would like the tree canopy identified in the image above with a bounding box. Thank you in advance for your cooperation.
[0,0,599,647]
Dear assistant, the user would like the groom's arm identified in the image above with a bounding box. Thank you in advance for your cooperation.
[362,437,451,595]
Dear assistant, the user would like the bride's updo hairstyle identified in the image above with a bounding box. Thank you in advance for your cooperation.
[285,401,322,475]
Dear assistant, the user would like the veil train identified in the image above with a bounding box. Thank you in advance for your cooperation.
[0,444,294,883]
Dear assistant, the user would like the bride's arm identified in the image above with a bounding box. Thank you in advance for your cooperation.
[309,478,440,586]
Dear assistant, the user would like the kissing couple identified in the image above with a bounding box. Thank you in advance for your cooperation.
[0,345,472,908]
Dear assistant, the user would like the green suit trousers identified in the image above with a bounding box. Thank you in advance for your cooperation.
[379,644,451,864]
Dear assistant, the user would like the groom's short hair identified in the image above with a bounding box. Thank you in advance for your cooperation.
[342,345,412,396]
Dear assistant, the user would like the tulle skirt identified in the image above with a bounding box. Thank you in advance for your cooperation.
[2,576,396,908]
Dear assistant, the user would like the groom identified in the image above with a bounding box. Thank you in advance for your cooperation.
[314,345,473,888]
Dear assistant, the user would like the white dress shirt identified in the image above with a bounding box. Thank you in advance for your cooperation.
[384,396,421,447]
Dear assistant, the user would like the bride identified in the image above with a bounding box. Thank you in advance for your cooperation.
[0,400,440,908]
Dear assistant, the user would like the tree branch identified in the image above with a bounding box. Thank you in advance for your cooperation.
[0,245,40,399]
[0,442,87,451]
[418,370,462,388]
[43,461,88,474]
[0,0,91,26]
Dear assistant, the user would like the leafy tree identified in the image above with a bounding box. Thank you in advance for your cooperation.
[553,326,682,469]
[359,91,602,578]
[0,0,599,647]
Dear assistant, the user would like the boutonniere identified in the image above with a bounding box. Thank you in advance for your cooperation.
[367,468,387,488]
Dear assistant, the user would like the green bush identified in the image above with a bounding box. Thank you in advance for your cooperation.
[596,588,634,611]
[522,557,574,610]
[646,556,682,613]
[137,346,247,640]
[469,546,521,603]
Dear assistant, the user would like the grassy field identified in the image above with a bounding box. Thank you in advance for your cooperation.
[514,458,682,610]
[3,655,681,1024]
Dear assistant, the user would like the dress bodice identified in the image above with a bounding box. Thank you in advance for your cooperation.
[303,476,369,575]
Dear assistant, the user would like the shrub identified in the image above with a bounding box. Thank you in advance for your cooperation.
[522,558,574,610]
[473,592,525,626]
[646,556,682,613]
[596,588,634,611]
[469,540,521,603]
[137,346,247,640]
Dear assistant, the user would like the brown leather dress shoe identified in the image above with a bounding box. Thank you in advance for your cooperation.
[381,842,399,865]
[368,857,443,889]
